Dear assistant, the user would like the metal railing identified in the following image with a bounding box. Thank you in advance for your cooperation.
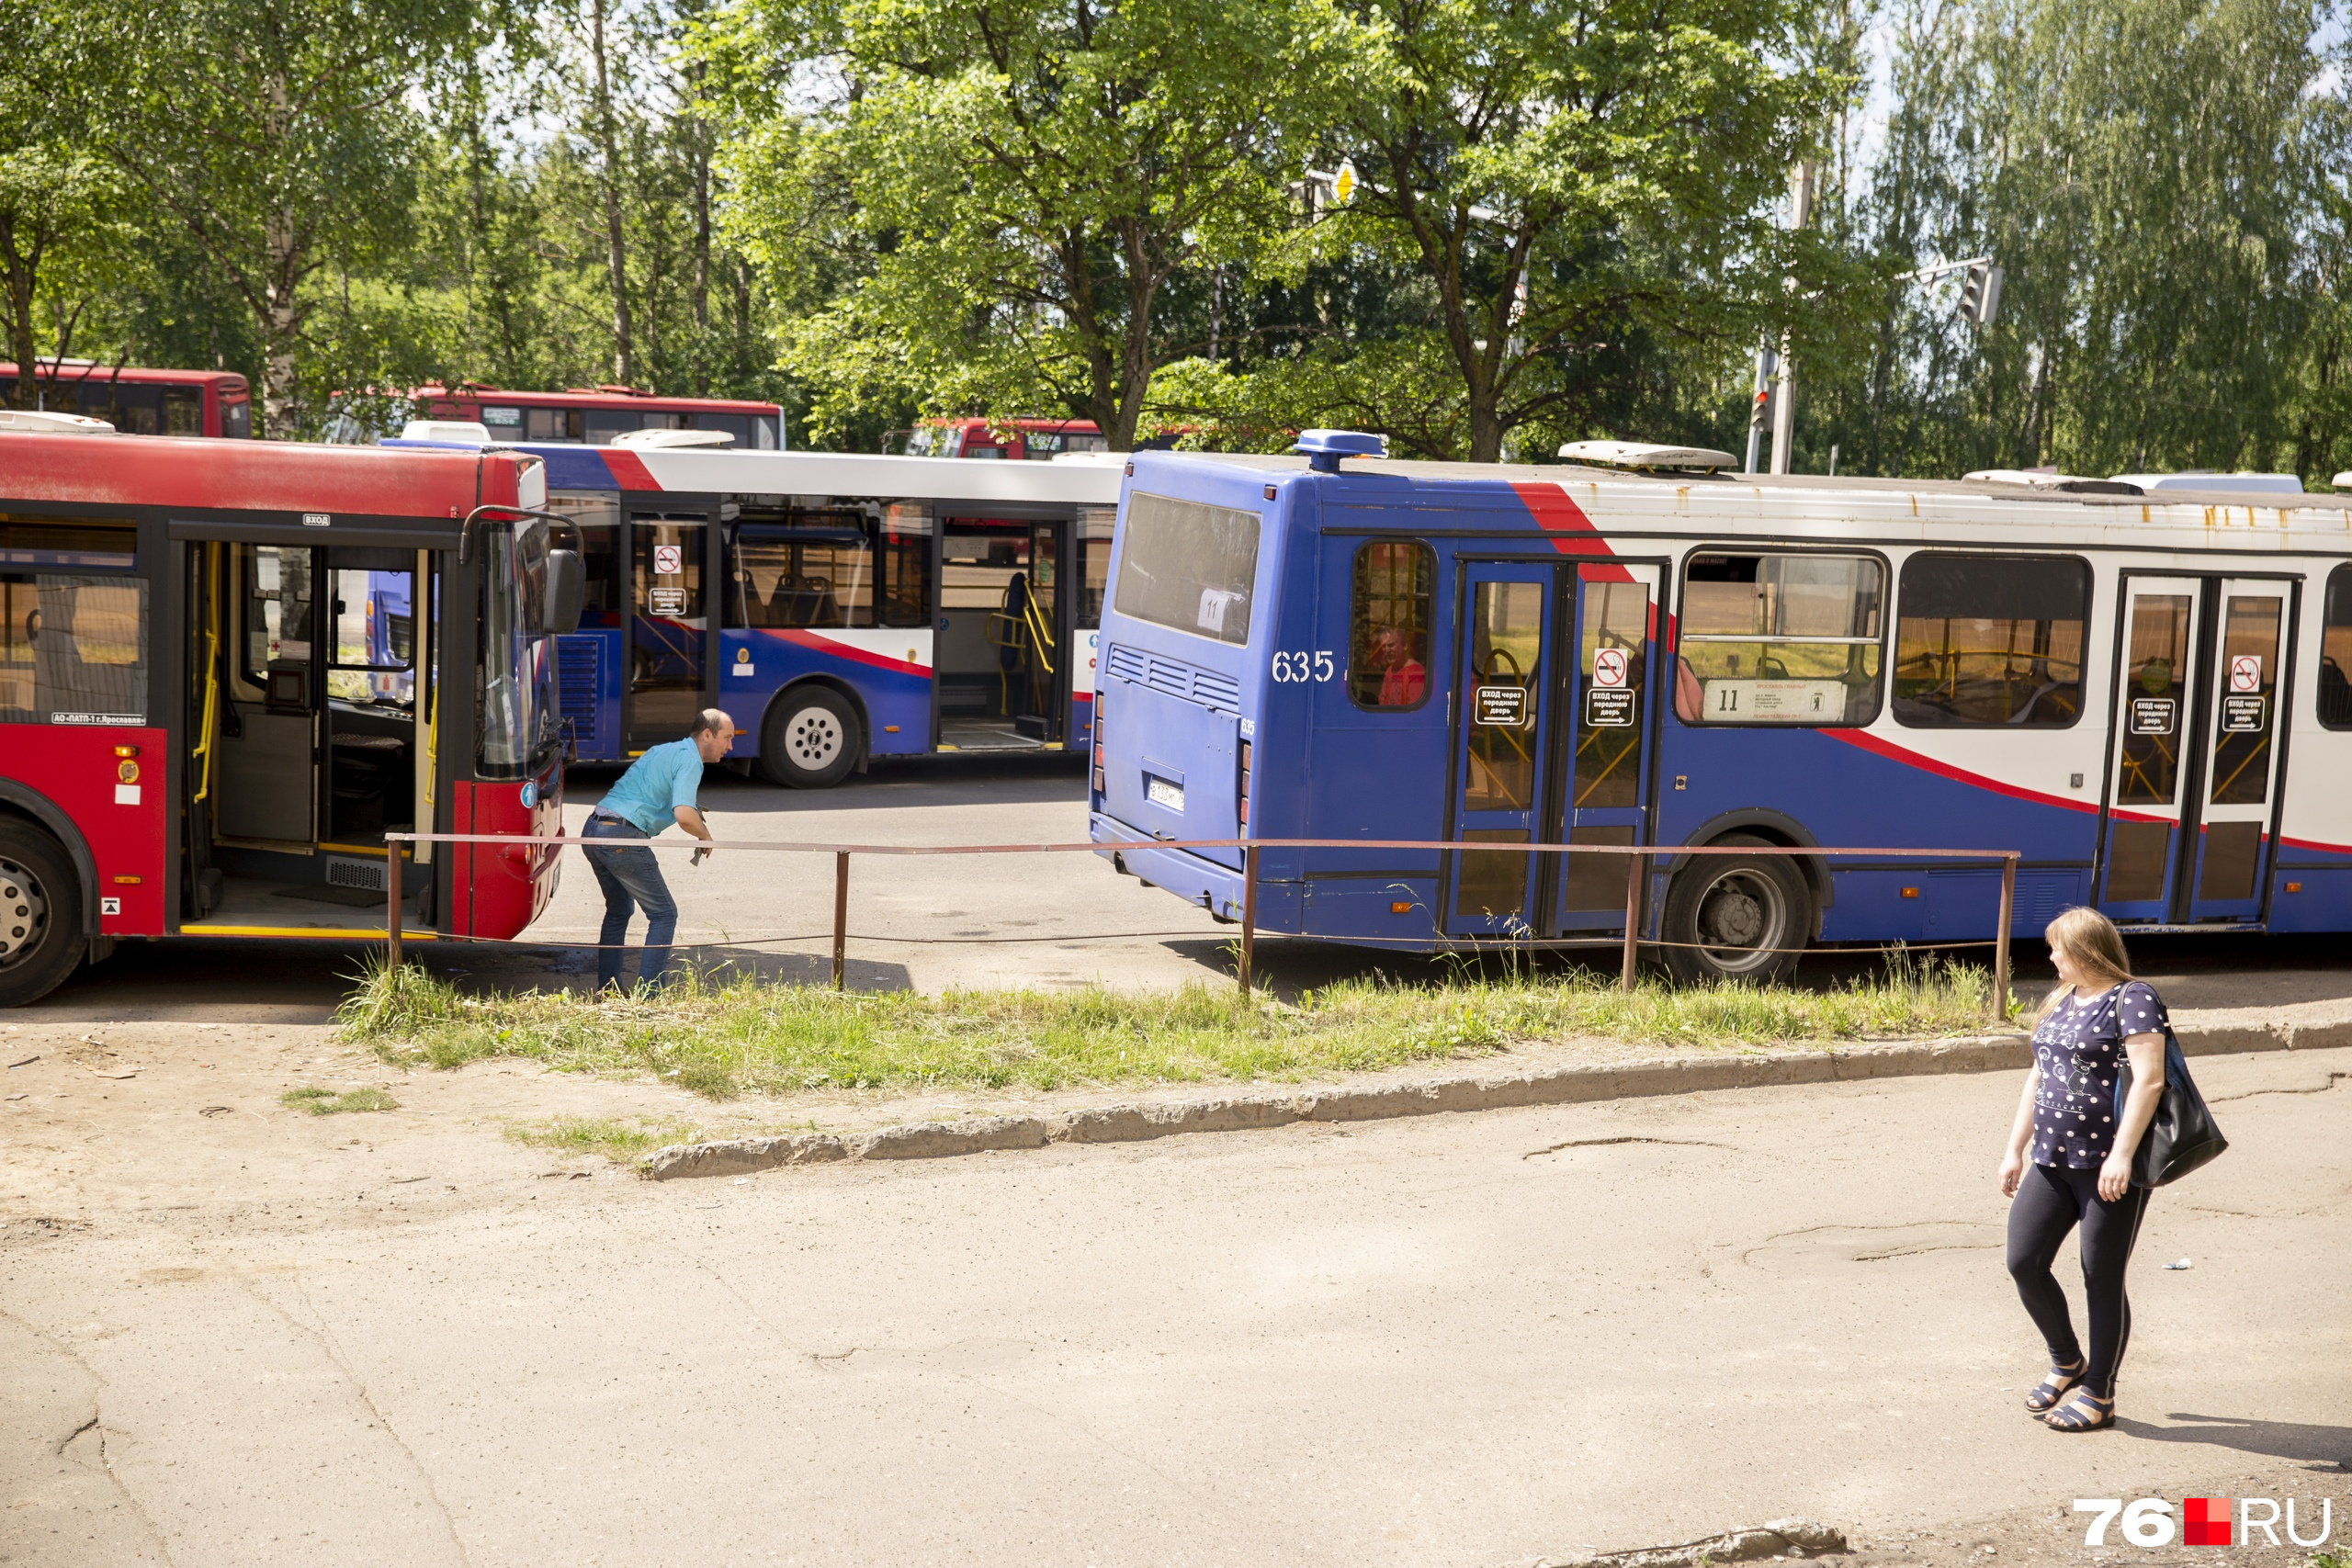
[380,832,2022,1014]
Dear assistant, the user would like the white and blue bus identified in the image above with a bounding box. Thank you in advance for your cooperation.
[1088,434,2352,980]
[510,444,1122,784]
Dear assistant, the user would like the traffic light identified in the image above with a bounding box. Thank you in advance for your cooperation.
[1961,261,2004,326]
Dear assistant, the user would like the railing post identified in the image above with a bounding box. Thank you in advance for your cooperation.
[1238,843,1258,997]
[831,851,850,992]
[1620,850,1643,992]
[1993,852,2017,1023]
[385,840,403,972]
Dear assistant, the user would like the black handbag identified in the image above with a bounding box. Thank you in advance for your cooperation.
[2113,1029,2228,1188]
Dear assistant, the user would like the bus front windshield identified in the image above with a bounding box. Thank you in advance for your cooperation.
[478,516,558,777]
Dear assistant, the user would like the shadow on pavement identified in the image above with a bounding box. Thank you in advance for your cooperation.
[2120,1413,2352,1470]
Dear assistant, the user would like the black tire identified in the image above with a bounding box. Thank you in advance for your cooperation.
[755,685,863,789]
[1660,834,1814,985]
[0,818,84,1008]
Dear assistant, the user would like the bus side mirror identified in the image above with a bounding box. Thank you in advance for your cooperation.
[542,549,585,635]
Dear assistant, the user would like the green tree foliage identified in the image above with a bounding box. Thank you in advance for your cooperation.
[1798,0,2352,482]
[719,0,1332,450]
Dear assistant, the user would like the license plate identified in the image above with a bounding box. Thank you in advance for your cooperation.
[1147,776,1184,812]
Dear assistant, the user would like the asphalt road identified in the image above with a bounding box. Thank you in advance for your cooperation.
[6,1044,2347,1566]
[27,752,2352,1022]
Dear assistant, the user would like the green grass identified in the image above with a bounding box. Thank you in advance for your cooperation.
[336,953,2011,1103]
[504,1114,707,1159]
[280,1084,401,1116]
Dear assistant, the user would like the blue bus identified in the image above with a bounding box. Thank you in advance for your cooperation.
[1089,433,2352,980]
[516,443,1122,784]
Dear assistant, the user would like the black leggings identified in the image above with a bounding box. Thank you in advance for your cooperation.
[2007,1161,2151,1399]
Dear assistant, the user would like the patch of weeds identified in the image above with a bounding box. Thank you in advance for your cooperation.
[505,1114,701,1162]
[281,1085,399,1116]
[338,952,2007,1101]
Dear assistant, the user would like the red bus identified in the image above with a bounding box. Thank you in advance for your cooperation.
[1,362,253,438]
[900,416,1108,459]
[416,384,783,450]
[0,415,578,1006]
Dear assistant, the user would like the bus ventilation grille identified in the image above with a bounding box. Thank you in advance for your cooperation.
[1105,644,1240,712]
[324,856,389,893]
[557,636,604,750]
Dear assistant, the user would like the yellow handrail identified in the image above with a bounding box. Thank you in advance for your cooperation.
[190,544,222,804]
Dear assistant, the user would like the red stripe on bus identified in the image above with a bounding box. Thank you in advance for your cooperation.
[1824,729,2102,816]
[756,627,928,676]
[1510,482,1631,572]
[600,447,662,491]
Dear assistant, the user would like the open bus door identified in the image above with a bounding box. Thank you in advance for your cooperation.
[185,540,433,928]
[2097,574,2294,924]
[1554,562,1662,932]
[1445,563,1555,935]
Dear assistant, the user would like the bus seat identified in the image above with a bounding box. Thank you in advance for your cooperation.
[1674,658,1703,723]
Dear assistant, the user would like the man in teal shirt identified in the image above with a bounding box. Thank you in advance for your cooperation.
[581,708,735,993]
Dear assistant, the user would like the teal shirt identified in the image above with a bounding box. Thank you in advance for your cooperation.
[596,737,705,835]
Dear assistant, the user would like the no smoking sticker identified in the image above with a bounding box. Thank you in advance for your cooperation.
[654,544,684,576]
[1592,647,1629,689]
[2230,654,2262,692]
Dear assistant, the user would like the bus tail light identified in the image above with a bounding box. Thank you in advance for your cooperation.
[1238,740,1251,826]
[1091,699,1105,794]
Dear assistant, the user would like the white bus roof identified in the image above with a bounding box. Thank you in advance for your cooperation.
[530,444,1124,507]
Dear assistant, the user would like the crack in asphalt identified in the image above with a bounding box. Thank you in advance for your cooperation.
[0,1303,176,1563]
[2211,1071,2349,1104]
[1523,1136,1735,1159]
[1739,1220,1999,1269]
[243,1276,475,1568]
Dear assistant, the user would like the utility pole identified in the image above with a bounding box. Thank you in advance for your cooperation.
[1768,161,1816,477]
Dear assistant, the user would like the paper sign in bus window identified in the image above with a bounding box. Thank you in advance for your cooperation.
[649,588,686,615]
[1584,688,1635,728]
[1702,679,1842,720]
[2222,694,2267,734]
[1196,588,1244,635]
[654,544,684,576]
[1475,684,1528,727]
[2130,696,2177,736]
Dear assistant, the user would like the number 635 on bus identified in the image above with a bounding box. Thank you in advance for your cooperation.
[1270,650,1335,682]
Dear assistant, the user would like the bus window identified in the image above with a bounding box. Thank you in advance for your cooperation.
[0,572,146,725]
[223,397,252,438]
[689,412,752,447]
[755,415,780,450]
[548,491,622,626]
[585,410,639,444]
[1350,540,1432,709]
[481,406,526,441]
[1113,491,1259,647]
[528,408,587,442]
[2117,592,2191,805]
[1077,508,1114,628]
[326,565,416,709]
[242,546,316,685]
[480,518,555,775]
[1892,554,2089,728]
[164,388,203,436]
[730,512,874,628]
[2320,566,2352,728]
[1678,551,1883,725]
[880,504,932,627]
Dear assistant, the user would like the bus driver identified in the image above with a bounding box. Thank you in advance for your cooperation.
[581,708,735,993]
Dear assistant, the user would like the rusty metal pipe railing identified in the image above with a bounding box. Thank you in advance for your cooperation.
[383,834,2022,1015]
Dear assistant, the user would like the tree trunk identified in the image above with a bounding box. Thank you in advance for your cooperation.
[589,0,634,386]
[259,76,301,436]
[0,219,40,412]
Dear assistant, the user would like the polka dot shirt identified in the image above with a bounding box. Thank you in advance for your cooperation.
[2030,980,2167,1168]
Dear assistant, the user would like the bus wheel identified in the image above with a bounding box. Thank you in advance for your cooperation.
[756,687,862,789]
[1659,835,1811,986]
[0,820,84,1008]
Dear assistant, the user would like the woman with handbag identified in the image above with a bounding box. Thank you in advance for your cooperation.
[1997,908,2171,1434]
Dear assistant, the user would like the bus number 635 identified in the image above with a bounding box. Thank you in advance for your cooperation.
[1271,650,1335,682]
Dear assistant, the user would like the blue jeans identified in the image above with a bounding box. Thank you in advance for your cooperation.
[582,815,680,992]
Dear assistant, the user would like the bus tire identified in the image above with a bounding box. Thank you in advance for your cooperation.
[756,686,863,789]
[1659,834,1812,986]
[0,818,84,1008]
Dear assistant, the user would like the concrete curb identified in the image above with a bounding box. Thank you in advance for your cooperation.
[640,1016,2344,1181]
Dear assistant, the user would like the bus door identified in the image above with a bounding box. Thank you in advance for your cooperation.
[1554,562,1662,931]
[1024,517,1064,742]
[1445,562,1555,936]
[215,543,321,850]
[2096,576,2293,922]
[1071,507,1114,747]
[625,508,713,750]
